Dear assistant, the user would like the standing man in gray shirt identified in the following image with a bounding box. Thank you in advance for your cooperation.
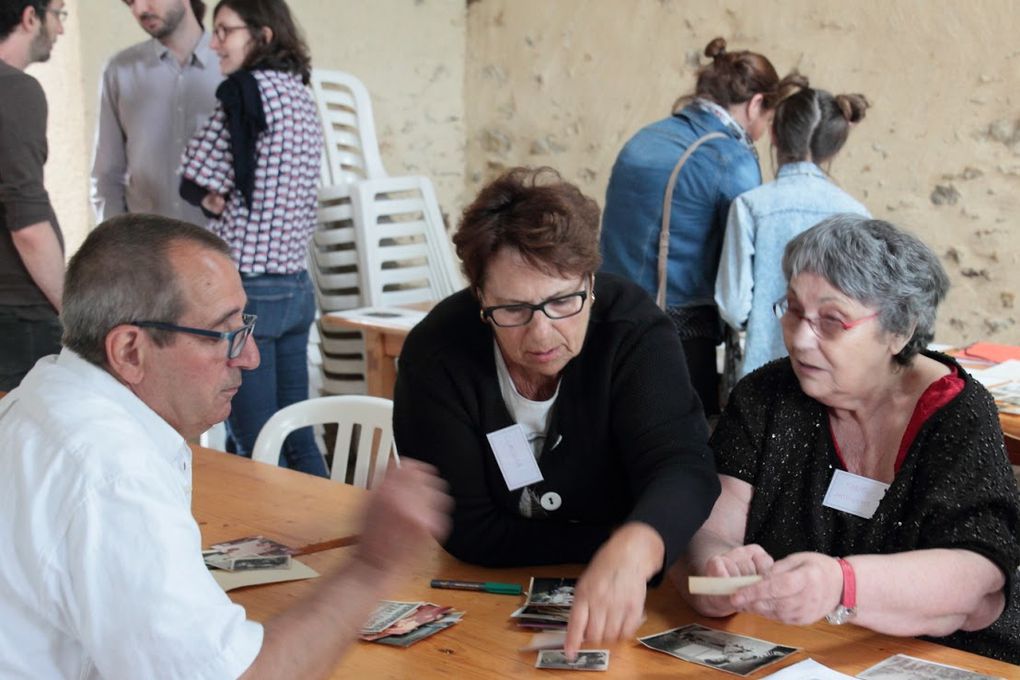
[91,0,221,224]
[0,0,66,391]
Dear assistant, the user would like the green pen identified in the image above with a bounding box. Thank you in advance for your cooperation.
[430,578,522,595]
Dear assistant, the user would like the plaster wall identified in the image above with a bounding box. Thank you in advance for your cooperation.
[465,0,1019,345]
[38,0,466,254]
[30,0,1019,346]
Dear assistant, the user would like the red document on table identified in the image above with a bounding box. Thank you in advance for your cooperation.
[963,342,1020,364]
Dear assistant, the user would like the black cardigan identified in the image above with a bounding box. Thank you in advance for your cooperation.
[393,273,720,572]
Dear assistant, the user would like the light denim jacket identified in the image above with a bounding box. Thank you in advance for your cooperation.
[715,162,870,377]
[600,105,762,308]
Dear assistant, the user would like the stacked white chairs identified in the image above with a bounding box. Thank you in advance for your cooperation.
[252,395,398,489]
[306,69,462,402]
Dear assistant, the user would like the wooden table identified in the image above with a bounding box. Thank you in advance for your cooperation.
[226,542,1019,679]
[321,303,433,398]
[191,445,366,550]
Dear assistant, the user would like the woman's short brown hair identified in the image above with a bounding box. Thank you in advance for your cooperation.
[454,167,602,292]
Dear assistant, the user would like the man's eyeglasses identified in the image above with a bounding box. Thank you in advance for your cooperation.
[774,298,877,340]
[132,313,257,359]
[212,24,249,42]
[481,290,590,328]
[46,7,68,22]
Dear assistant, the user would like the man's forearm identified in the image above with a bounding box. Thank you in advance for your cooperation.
[10,221,65,312]
[239,553,403,679]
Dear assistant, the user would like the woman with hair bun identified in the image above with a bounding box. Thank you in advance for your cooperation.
[715,74,870,378]
[601,37,784,416]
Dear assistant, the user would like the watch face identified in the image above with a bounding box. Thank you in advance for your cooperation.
[825,605,857,625]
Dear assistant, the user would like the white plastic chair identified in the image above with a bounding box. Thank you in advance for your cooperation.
[351,175,464,307]
[310,69,387,186]
[252,395,398,488]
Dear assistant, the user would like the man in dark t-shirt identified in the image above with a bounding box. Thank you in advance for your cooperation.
[0,0,66,390]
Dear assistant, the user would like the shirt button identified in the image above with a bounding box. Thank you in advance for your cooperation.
[540,492,562,511]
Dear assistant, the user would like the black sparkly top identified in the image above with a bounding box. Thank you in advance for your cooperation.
[712,352,1020,664]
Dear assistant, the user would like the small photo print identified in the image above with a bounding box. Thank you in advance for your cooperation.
[535,650,609,671]
[527,577,576,607]
[857,654,1005,680]
[638,624,798,677]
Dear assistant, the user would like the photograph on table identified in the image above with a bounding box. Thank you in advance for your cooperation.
[535,649,610,671]
[857,653,1005,680]
[638,623,798,676]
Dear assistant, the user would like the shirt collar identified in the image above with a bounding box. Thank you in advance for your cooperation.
[777,161,828,180]
[52,348,188,465]
[149,31,216,70]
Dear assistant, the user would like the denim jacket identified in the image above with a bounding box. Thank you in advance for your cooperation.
[600,105,762,309]
[714,162,870,377]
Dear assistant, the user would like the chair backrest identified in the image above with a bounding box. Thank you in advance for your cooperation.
[310,69,387,186]
[352,175,464,307]
[252,395,398,488]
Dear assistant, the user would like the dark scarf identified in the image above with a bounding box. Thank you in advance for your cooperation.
[216,69,267,207]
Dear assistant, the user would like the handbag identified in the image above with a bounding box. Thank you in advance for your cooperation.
[655,131,726,310]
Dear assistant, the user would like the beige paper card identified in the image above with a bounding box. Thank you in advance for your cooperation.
[688,575,762,595]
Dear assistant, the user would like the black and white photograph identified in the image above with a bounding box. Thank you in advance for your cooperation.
[857,654,1005,680]
[535,650,609,671]
[526,577,577,607]
[638,624,798,676]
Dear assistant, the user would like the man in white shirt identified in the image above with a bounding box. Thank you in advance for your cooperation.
[0,213,450,679]
[91,0,221,223]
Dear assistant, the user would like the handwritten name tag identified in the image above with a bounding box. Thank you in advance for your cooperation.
[822,469,889,519]
[487,424,544,491]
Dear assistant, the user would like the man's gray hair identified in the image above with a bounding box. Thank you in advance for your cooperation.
[782,214,949,365]
[62,214,232,366]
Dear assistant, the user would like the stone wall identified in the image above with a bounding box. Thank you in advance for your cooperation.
[465,0,1019,345]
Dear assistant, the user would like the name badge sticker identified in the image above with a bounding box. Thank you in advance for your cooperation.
[822,469,890,519]
[486,424,544,491]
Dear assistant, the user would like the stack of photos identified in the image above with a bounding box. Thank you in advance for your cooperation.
[638,624,798,677]
[360,600,464,648]
[988,382,1020,415]
[510,577,576,630]
[203,536,293,572]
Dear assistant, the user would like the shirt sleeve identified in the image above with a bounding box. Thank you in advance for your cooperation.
[607,312,721,576]
[0,75,56,232]
[179,104,236,195]
[52,470,262,680]
[90,64,129,222]
[715,195,755,330]
[912,384,1020,583]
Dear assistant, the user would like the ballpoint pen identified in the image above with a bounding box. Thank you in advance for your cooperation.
[430,579,522,595]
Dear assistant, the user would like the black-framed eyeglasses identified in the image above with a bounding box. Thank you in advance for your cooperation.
[132,313,257,359]
[480,289,590,328]
[212,24,249,42]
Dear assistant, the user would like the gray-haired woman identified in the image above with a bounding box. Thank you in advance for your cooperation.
[675,215,1020,663]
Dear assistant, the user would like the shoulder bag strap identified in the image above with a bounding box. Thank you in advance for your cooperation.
[656,131,727,309]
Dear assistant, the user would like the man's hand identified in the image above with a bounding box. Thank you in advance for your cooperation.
[353,459,451,579]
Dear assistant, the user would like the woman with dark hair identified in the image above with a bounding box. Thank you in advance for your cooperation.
[677,215,1020,663]
[394,167,720,657]
[179,0,325,476]
[600,37,784,415]
[716,75,870,377]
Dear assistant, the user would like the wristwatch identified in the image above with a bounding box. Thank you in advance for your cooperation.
[825,557,857,625]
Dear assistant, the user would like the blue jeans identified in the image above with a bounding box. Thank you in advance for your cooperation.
[226,272,328,477]
[0,306,62,391]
